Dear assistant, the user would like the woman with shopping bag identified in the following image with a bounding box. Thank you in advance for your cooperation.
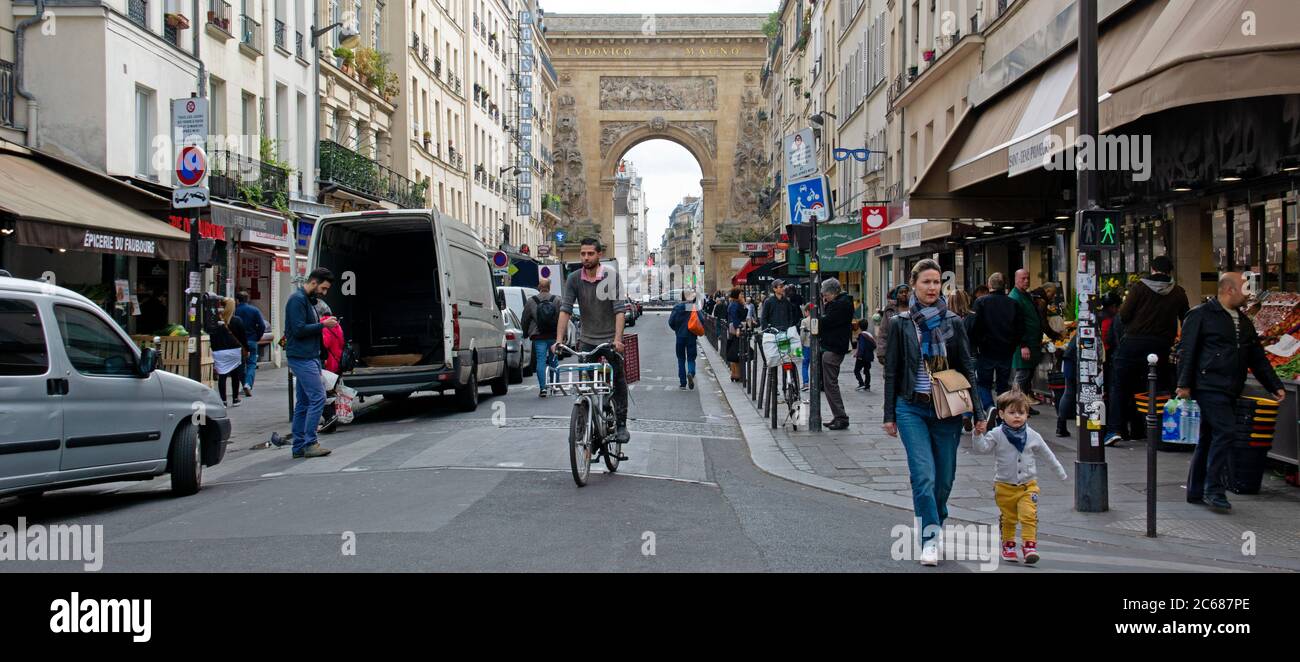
[211,298,248,408]
[668,290,701,390]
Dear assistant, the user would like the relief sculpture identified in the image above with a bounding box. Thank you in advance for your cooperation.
[554,98,588,218]
[598,120,716,158]
[599,76,717,111]
[729,100,769,219]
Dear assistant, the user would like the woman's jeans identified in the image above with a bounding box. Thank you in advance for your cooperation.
[675,336,697,385]
[801,344,811,383]
[895,399,964,543]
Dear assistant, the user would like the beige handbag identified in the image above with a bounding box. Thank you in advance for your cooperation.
[928,365,974,419]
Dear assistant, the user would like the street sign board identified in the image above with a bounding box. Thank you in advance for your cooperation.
[787,175,829,225]
[171,98,209,209]
[785,128,817,181]
[554,230,567,244]
[1077,209,1119,249]
[492,251,509,268]
[537,244,552,257]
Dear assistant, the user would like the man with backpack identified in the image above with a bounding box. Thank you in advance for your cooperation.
[521,277,562,397]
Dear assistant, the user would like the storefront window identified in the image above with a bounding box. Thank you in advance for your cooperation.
[1233,205,1253,271]
[1136,220,1150,274]
[1123,219,1136,274]
[1286,200,1298,292]
[1265,198,1284,291]
[1152,217,1167,258]
[1212,209,1230,271]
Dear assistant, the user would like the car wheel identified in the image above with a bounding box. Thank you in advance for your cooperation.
[169,422,202,496]
[508,363,523,384]
[491,360,510,396]
[455,362,479,412]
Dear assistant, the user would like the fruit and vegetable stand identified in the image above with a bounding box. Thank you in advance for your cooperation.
[1244,291,1300,467]
[130,334,216,391]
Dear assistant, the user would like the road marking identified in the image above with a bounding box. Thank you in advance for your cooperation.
[497,461,525,467]
[341,466,369,472]
[260,472,284,478]
[284,433,412,475]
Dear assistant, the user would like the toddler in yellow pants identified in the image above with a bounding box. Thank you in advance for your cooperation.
[973,391,1068,564]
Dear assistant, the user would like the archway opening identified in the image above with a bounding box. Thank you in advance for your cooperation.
[614,139,703,301]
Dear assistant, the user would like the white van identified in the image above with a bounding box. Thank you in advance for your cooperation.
[308,208,509,410]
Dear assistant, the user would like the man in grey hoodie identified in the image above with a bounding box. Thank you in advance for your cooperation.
[1105,255,1189,444]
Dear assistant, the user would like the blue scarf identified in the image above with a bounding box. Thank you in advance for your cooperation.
[909,293,951,359]
[1002,422,1028,453]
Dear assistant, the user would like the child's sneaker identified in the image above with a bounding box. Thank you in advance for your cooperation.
[1001,541,1019,563]
[1022,541,1040,564]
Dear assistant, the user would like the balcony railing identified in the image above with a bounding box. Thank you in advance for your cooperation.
[274,19,286,50]
[208,150,288,202]
[164,22,179,45]
[422,44,429,63]
[411,32,419,50]
[207,0,233,34]
[295,31,304,59]
[448,73,461,94]
[319,139,425,208]
[433,57,441,78]
[128,0,147,28]
[241,15,262,54]
[0,60,14,128]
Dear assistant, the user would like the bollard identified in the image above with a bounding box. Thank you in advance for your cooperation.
[1145,353,1159,538]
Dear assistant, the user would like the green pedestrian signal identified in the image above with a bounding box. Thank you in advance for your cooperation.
[1078,209,1120,250]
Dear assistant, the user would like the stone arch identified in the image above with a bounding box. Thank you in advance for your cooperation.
[599,125,717,186]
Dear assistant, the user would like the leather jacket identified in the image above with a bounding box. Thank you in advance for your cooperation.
[883,311,983,423]
[1177,298,1283,396]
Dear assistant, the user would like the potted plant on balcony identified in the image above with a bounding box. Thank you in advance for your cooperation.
[922,49,935,62]
[166,12,191,29]
[422,131,432,148]
[334,47,355,73]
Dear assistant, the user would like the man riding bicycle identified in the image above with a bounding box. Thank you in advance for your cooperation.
[555,237,631,445]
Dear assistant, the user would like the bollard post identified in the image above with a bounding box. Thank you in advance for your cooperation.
[1146,353,1159,538]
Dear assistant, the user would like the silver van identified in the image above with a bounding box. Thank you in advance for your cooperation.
[308,208,509,410]
[0,277,230,498]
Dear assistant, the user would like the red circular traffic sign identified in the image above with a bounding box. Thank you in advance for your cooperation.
[186,100,196,113]
[492,251,509,268]
[176,146,207,187]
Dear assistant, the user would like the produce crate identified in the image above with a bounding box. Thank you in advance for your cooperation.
[132,334,215,390]
[622,333,640,384]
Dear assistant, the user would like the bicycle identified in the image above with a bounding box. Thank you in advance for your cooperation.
[762,326,803,431]
[547,343,628,487]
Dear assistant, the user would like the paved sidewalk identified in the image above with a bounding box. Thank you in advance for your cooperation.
[700,339,1300,571]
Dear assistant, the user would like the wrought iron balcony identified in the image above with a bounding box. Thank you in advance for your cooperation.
[422,44,429,63]
[411,32,419,49]
[319,139,425,208]
[274,19,286,50]
[241,15,262,54]
[433,57,441,78]
[128,0,147,28]
[209,150,287,202]
[207,0,233,35]
[295,30,304,59]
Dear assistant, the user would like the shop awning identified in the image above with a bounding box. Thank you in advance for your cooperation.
[877,218,953,249]
[940,0,1300,194]
[210,201,285,236]
[732,259,760,285]
[836,232,881,257]
[0,152,190,260]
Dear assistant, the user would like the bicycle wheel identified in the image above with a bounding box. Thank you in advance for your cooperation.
[569,400,592,487]
[785,367,800,431]
[602,402,621,473]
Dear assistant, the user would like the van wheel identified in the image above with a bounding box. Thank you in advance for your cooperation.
[491,363,510,396]
[455,364,479,412]
[169,423,203,496]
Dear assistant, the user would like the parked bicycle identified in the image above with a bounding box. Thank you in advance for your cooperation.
[762,326,803,431]
[548,343,628,486]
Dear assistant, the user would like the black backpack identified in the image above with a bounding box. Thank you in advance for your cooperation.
[533,295,559,335]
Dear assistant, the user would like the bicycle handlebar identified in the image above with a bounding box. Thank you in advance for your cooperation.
[552,342,614,361]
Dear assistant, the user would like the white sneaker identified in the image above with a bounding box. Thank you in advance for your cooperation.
[920,541,939,566]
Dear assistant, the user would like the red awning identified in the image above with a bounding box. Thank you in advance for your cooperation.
[836,232,881,257]
[732,259,760,285]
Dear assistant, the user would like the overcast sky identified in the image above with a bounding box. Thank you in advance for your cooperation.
[541,0,778,13]
[539,1,779,251]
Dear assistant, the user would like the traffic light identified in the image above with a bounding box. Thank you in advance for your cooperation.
[1077,209,1119,249]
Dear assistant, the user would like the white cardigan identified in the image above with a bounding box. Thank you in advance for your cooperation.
[972,425,1068,485]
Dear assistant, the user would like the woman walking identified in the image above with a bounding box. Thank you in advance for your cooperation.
[726,288,746,381]
[211,298,248,408]
[882,259,986,566]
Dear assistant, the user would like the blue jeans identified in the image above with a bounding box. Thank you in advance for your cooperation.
[976,355,1013,412]
[533,339,558,389]
[676,336,697,385]
[289,357,326,453]
[244,342,259,387]
[894,399,964,543]
[801,344,811,384]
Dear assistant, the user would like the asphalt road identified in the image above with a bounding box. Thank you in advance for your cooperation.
[0,312,1268,572]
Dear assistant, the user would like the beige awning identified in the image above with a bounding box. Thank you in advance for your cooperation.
[0,152,190,260]
[944,0,1300,192]
[879,219,953,248]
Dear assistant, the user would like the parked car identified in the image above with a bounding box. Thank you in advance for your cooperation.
[502,307,533,384]
[309,208,509,410]
[624,298,638,326]
[497,285,539,324]
[0,276,230,498]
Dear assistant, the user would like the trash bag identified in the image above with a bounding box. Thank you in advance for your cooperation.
[335,384,358,424]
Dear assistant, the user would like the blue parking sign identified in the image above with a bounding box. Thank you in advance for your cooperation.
[787,175,829,225]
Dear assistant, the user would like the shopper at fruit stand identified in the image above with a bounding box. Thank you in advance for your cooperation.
[1176,272,1286,512]
[971,273,1024,413]
[1009,270,1046,414]
[1105,256,1189,445]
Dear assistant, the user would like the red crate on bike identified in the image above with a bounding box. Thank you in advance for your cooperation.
[622,333,640,383]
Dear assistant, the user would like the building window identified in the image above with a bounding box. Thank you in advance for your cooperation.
[373,1,383,49]
[135,87,155,178]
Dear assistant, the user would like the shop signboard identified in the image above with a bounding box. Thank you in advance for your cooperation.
[1007,129,1053,178]
[209,203,284,235]
[900,224,923,249]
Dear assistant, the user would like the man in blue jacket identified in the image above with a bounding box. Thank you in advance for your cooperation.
[286,268,339,458]
[668,289,699,390]
[234,291,268,397]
